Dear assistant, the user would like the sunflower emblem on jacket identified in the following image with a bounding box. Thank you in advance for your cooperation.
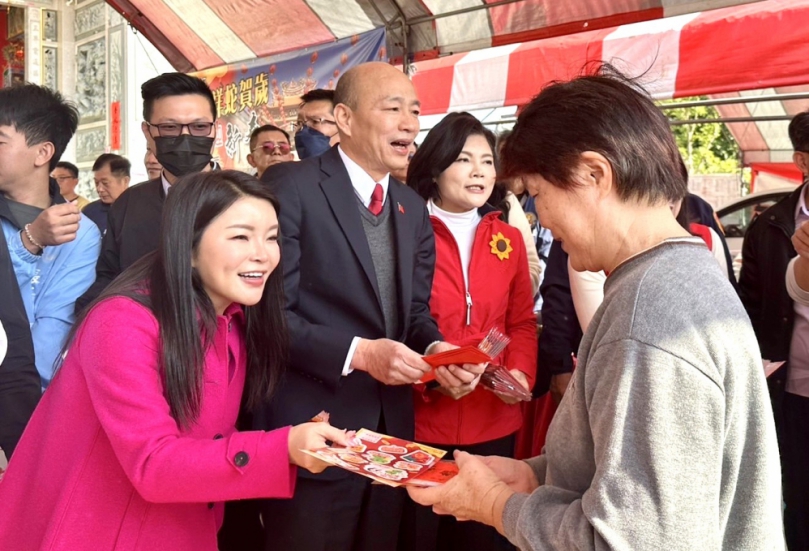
[489,232,513,261]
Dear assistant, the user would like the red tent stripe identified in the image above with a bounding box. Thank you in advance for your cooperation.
[411,54,463,115]
[491,7,664,47]
[111,0,225,70]
[503,33,607,109]
[202,0,335,58]
[674,0,809,97]
[413,0,809,115]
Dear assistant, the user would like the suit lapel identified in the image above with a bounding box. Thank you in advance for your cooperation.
[387,182,413,325]
[318,150,382,308]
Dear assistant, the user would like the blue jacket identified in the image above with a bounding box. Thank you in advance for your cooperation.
[1,186,100,388]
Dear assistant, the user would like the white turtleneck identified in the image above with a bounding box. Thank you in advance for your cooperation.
[428,200,482,289]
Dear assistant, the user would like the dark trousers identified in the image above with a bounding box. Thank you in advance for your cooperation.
[0,366,40,458]
[218,499,263,551]
[783,392,809,551]
[259,473,405,551]
[398,434,517,551]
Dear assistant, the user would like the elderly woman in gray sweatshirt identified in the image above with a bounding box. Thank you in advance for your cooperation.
[408,69,785,551]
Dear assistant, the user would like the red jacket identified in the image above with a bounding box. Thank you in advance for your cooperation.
[415,210,538,445]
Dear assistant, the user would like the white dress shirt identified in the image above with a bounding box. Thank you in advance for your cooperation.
[338,146,389,208]
[161,172,171,196]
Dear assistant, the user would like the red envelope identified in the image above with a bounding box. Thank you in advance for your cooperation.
[419,346,492,383]
[406,460,460,487]
[424,346,491,367]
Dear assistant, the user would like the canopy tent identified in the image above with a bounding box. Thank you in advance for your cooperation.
[104,0,761,73]
[407,0,809,183]
[104,0,801,179]
[711,85,809,190]
[748,162,803,191]
[410,0,809,114]
[712,85,809,164]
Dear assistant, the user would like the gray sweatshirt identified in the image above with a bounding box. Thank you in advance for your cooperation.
[502,239,784,550]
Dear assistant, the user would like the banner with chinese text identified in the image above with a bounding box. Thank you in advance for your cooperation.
[192,28,386,171]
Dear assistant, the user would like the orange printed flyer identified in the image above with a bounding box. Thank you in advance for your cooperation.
[302,429,458,487]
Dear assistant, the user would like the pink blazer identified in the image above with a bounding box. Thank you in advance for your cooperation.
[0,297,296,550]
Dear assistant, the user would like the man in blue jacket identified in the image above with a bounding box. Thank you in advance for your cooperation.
[0,85,100,415]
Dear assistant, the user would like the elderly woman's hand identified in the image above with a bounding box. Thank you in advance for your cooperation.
[479,455,540,494]
[406,451,515,533]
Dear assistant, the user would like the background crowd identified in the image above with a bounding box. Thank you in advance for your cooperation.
[0,60,802,550]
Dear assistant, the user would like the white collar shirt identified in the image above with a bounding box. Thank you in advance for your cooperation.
[161,172,171,197]
[338,146,389,207]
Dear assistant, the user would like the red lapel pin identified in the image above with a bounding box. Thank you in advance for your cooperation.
[398,202,405,214]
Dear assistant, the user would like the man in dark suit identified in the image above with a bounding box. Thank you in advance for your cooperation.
[82,154,131,235]
[255,62,452,551]
[75,73,217,311]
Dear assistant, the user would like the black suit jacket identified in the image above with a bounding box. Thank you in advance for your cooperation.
[257,147,442,475]
[75,178,163,311]
[739,184,803,382]
[536,240,581,396]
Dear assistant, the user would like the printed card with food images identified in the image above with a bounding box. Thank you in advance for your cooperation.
[302,429,452,487]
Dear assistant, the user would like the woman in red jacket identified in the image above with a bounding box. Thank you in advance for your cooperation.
[0,171,352,550]
[403,113,537,551]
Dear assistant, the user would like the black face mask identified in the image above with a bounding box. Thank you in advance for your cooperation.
[154,135,215,177]
[294,125,332,159]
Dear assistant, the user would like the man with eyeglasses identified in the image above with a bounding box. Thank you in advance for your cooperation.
[294,89,339,159]
[51,162,90,209]
[247,124,294,178]
[76,73,217,311]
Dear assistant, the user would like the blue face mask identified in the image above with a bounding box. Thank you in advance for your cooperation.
[294,125,332,159]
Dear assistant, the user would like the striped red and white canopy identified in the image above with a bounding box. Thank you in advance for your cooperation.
[410,0,809,115]
[105,0,762,73]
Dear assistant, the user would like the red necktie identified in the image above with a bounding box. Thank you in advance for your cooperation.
[369,183,384,216]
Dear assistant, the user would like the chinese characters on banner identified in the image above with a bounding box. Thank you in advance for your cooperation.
[192,28,387,171]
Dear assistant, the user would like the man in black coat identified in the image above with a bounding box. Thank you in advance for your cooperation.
[76,73,218,311]
[739,110,809,551]
[255,62,449,551]
[536,240,581,402]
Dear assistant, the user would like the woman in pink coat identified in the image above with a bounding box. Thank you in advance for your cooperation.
[0,170,351,550]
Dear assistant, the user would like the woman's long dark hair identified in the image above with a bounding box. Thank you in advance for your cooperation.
[407,112,509,219]
[66,170,287,428]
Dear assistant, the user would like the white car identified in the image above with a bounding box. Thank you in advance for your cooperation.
[717,187,795,280]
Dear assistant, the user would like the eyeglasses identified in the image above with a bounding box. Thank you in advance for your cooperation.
[53,176,77,182]
[145,121,214,137]
[252,141,291,155]
[293,117,336,131]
